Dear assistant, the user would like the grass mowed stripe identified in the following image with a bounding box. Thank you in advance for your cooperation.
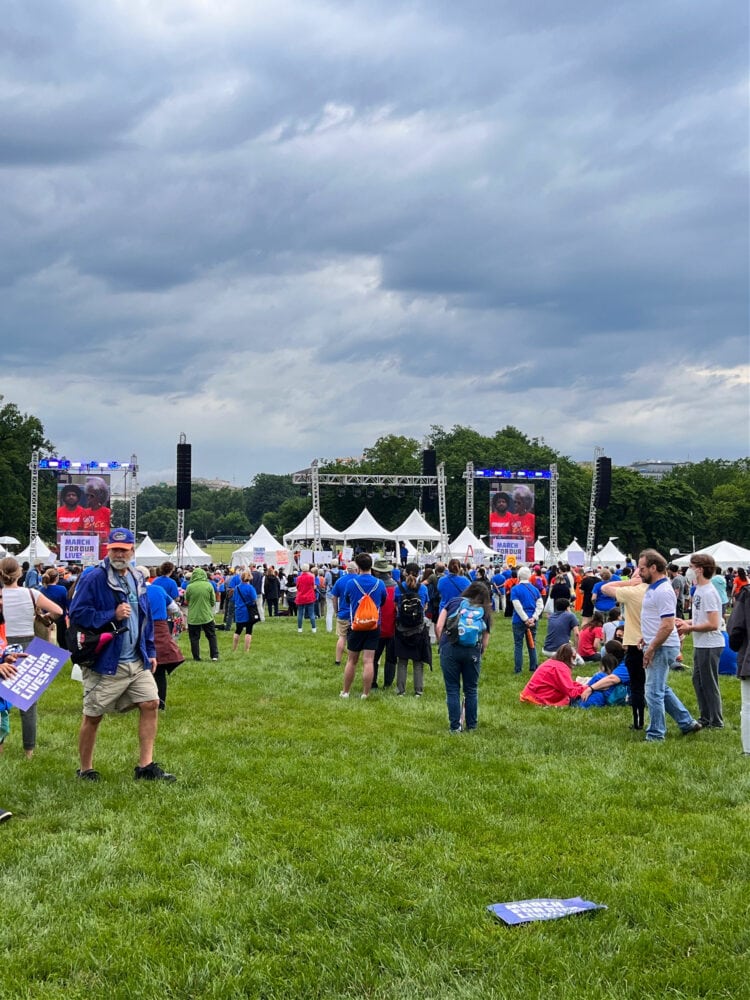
[1,615,747,998]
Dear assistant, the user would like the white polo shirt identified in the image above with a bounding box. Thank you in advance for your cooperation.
[640,577,679,648]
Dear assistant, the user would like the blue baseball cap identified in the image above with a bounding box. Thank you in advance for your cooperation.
[106,527,135,547]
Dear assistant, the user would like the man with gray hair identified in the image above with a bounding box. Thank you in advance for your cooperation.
[510,566,543,674]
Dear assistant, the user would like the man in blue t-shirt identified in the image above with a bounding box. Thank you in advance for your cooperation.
[340,553,386,699]
[331,562,356,666]
[510,567,543,673]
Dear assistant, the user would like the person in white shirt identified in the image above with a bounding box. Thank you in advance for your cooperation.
[676,554,725,729]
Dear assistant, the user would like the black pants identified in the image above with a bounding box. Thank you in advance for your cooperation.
[625,645,645,727]
[266,599,279,617]
[188,621,219,660]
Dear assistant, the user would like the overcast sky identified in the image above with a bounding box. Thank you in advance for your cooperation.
[2,0,748,485]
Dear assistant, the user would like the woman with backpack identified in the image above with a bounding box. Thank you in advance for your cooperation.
[436,581,491,733]
[394,562,430,696]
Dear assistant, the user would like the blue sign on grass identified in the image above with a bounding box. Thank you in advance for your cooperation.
[488,897,607,925]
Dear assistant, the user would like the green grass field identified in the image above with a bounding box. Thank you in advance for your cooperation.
[1,613,747,999]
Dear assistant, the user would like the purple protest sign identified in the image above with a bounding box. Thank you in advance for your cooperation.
[488,897,607,925]
[0,638,69,710]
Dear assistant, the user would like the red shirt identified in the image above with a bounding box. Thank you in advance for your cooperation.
[578,625,603,658]
[295,572,316,605]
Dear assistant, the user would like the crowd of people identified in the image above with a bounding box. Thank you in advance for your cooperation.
[1,533,748,823]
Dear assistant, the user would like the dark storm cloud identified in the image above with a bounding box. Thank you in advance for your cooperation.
[0,0,747,478]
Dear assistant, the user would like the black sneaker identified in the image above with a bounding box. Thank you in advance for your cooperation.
[0,809,12,823]
[134,762,177,782]
[76,768,100,781]
[682,721,703,735]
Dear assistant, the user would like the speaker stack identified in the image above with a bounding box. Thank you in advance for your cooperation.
[595,457,611,509]
[176,443,192,510]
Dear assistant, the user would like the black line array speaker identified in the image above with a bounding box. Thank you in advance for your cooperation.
[421,448,437,512]
[176,443,192,510]
[595,456,611,509]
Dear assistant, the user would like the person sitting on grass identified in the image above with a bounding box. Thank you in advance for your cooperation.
[519,644,592,706]
[572,649,630,708]
[541,598,580,658]
[577,612,604,662]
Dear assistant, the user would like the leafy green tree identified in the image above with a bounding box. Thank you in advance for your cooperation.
[263,497,317,540]
[706,476,750,547]
[214,511,251,537]
[0,397,55,541]
[139,506,177,541]
[244,474,299,525]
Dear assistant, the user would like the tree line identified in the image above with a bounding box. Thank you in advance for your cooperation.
[1,396,748,554]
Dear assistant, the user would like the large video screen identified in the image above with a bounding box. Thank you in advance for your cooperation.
[489,482,535,562]
[56,474,112,563]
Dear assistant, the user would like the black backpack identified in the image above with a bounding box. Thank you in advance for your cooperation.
[396,581,425,635]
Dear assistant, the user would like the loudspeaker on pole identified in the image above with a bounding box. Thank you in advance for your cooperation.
[176,442,192,510]
[595,456,611,509]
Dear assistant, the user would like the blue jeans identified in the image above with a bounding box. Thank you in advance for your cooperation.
[512,620,538,673]
[644,645,695,741]
[297,603,316,630]
[440,641,482,731]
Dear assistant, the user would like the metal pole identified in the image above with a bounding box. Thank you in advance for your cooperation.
[465,461,474,535]
[311,459,321,552]
[437,462,449,556]
[549,463,559,562]
[585,448,603,565]
[28,449,39,563]
[129,453,138,535]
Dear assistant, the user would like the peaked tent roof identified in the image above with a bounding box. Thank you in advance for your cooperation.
[559,540,586,565]
[533,538,550,564]
[676,539,750,570]
[15,538,55,565]
[391,509,441,541]
[134,534,170,565]
[434,526,492,559]
[283,510,342,546]
[594,538,628,567]
[231,524,288,566]
[341,507,394,541]
[169,531,213,566]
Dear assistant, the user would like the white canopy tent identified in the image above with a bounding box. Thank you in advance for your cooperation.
[675,540,750,570]
[15,538,55,566]
[391,509,441,544]
[559,540,586,566]
[341,508,395,543]
[594,538,628,567]
[134,534,170,566]
[433,526,493,561]
[231,524,289,567]
[169,531,213,566]
[283,510,342,547]
[533,538,550,564]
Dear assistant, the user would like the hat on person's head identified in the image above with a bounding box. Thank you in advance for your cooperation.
[106,527,135,547]
[372,558,392,575]
[517,566,532,582]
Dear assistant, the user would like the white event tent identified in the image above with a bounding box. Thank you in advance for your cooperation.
[169,531,213,566]
[283,510,342,548]
[231,525,288,567]
[533,538,550,564]
[134,534,170,566]
[434,526,492,561]
[594,538,628,567]
[392,509,441,546]
[341,508,394,545]
[676,540,750,570]
[559,540,586,566]
[15,538,55,565]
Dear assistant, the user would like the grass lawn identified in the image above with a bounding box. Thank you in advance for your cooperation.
[1,612,747,999]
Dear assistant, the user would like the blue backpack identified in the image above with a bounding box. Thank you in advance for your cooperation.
[445,599,486,647]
